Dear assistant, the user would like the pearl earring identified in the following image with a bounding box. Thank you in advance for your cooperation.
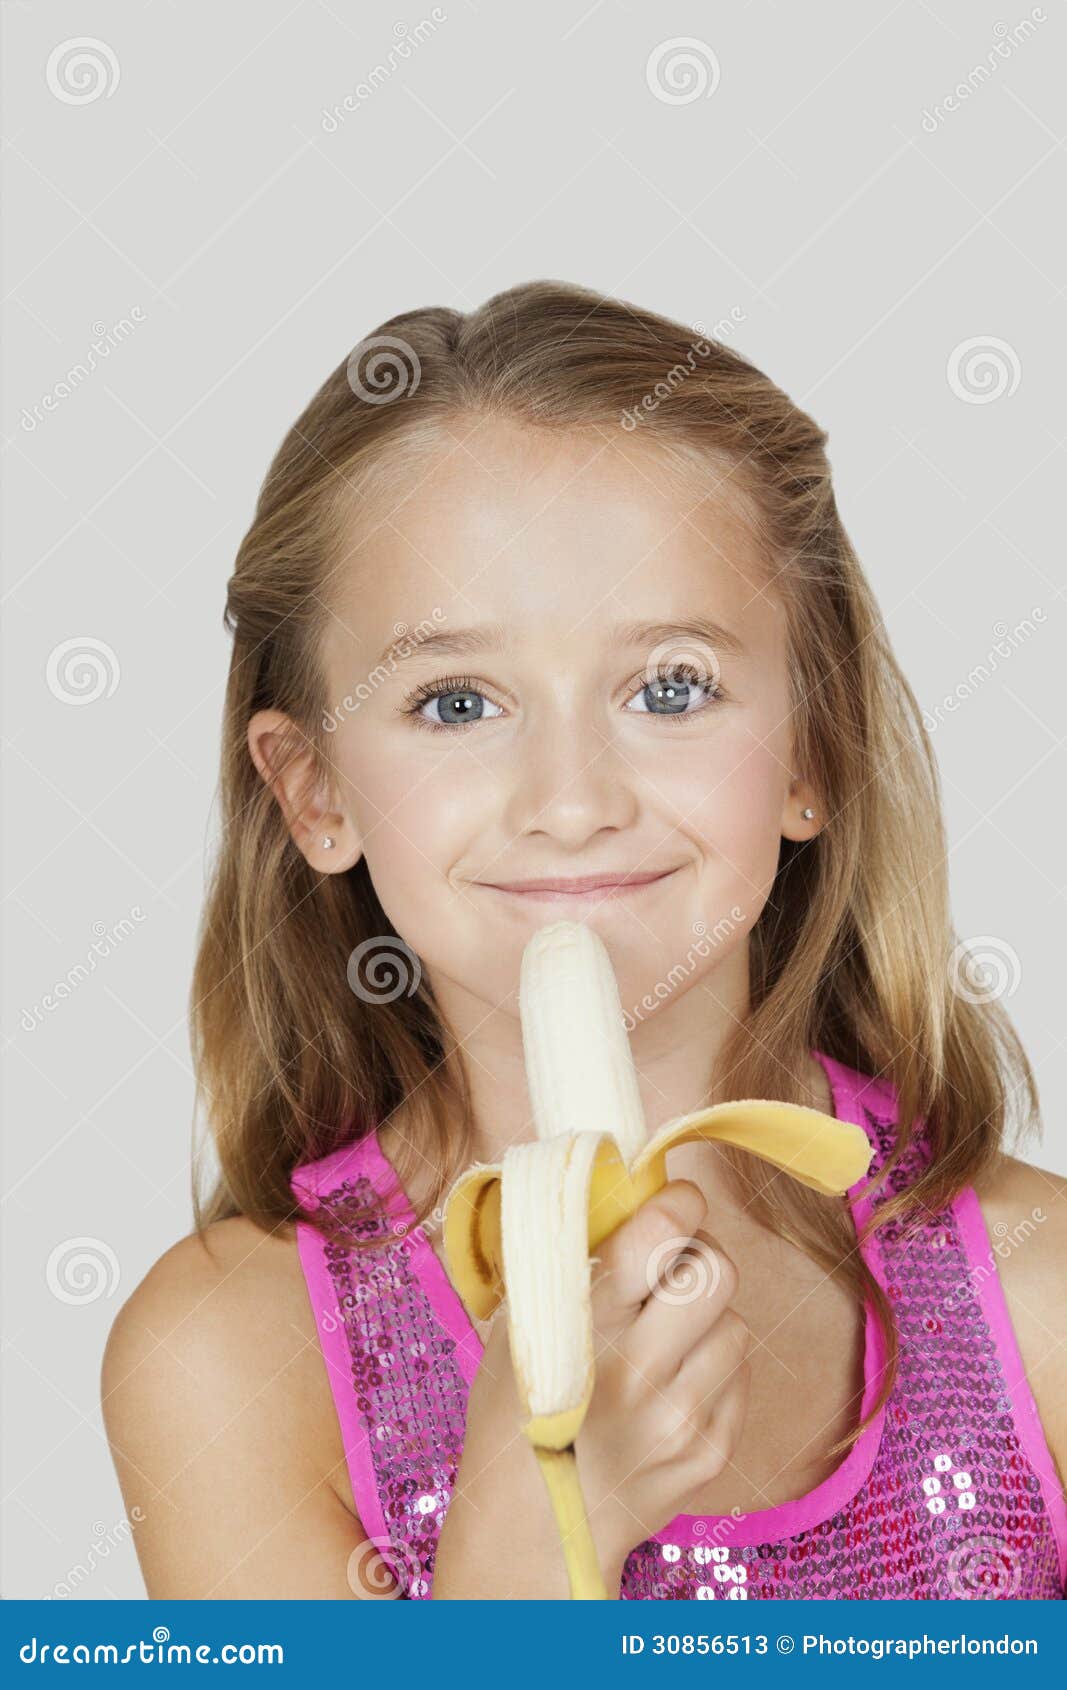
[801,807,815,821]
[322,835,335,850]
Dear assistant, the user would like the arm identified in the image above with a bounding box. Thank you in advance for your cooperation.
[101,1216,374,1599]
[431,1306,626,1598]
[431,1383,630,1600]
[974,1153,1067,1496]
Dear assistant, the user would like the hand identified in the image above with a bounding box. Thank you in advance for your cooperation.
[574,1179,752,1568]
[434,1178,751,1597]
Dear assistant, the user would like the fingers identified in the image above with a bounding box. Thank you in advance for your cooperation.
[589,1179,709,1338]
[672,1342,753,1494]
[590,1180,746,1397]
[674,1305,754,1411]
[627,1231,741,1391]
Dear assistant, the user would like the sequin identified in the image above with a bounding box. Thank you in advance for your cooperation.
[292,1065,1065,1600]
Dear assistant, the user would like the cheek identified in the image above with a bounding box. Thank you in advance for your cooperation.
[341,732,478,896]
[672,718,791,893]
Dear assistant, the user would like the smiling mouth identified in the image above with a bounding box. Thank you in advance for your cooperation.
[476,868,679,901]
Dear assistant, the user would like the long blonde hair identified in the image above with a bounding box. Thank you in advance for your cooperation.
[191,279,1038,1456]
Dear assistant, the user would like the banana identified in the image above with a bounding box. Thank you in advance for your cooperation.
[441,920,873,1600]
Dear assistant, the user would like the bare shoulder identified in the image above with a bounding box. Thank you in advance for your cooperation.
[102,1216,317,1421]
[972,1150,1067,1487]
[101,1216,365,1597]
[106,1212,309,1337]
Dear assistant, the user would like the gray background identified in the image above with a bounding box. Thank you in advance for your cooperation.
[2,0,1064,1600]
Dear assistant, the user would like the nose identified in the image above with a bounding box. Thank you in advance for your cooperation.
[501,705,639,847]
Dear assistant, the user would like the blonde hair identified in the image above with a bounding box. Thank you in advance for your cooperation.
[191,279,1038,1457]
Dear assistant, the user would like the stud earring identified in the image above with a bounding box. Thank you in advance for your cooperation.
[801,807,815,821]
[322,835,335,850]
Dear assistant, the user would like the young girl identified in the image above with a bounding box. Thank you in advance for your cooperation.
[102,281,1067,1601]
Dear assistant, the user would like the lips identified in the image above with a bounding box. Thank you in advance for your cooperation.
[479,869,677,895]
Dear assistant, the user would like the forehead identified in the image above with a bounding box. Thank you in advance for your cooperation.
[326,416,781,662]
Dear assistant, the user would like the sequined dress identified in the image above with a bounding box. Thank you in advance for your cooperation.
[290,1052,1067,1599]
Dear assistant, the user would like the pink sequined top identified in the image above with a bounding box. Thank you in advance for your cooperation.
[290,1052,1067,1599]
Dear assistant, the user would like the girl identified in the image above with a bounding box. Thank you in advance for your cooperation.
[102,281,1067,1601]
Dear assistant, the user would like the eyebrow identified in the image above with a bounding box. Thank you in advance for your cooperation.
[376,616,747,670]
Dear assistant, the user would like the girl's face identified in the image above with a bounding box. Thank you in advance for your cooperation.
[253,416,818,1041]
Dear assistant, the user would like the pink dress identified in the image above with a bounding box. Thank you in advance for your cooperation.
[290,1052,1067,1599]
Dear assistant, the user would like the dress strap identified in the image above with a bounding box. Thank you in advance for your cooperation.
[290,1133,395,1558]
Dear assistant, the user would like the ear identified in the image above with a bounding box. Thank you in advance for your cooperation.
[780,772,821,842]
[246,709,362,873]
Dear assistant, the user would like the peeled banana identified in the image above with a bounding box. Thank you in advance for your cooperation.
[441,920,873,1600]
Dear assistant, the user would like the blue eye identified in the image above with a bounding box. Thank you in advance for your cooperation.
[404,675,504,733]
[624,665,722,720]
